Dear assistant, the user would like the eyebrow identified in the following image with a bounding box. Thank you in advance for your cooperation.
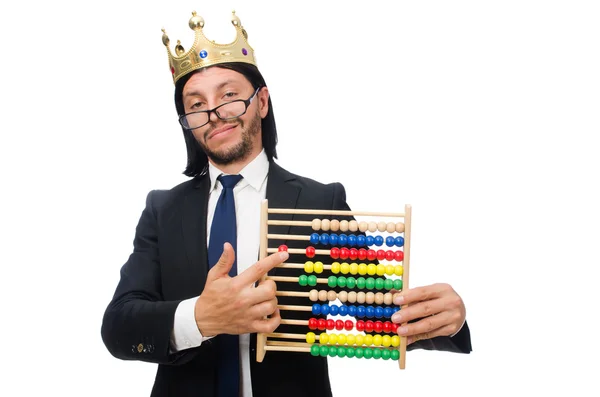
[183,80,239,98]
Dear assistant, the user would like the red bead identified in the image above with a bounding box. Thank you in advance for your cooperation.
[365,320,374,333]
[367,249,376,261]
[355,320,365,332]
[278,245,288,252]
[308,318,318,330]
[345,320,354,331]
[306,246,316,258]
[385,250,394,261]
[394,250,404,261]
[326,319,335,330]
[376,250,386,261]
[391,323,399,333]
[374,321,383,333]
[318,319,327,330]
[330,247,340,259]
[349,248,358,260]
[383,322,392,333]
[339,248,349,260]
[335,320,344,330]
[358,248,367,260]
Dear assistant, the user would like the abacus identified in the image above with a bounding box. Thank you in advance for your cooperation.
[256,200,411,369]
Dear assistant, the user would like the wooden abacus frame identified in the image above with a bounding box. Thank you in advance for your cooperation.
[256,200,412,369]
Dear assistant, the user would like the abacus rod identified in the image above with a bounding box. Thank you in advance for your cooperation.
[268,208,405,217]
[277,305,312,312]
[265,346,312,353]
[275,291,308,297]
[280,319,308,326]
[267,234,309,241]
[399,204,412,370]
[268,332,314,340]
[267,220,312,227]
[256,199,269,363]
[268,275,328,284]
[275,263,332,270]
[266,341,309,348]
[267,248,330,255]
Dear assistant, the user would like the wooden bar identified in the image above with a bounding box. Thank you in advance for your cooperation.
[267,220,312,227]
[275,263,332,270]
[268,208,405,217]
[267,248,330,255]
[256,199,269,363]
[268,275,328,284]
[265,346,312,353]
[280,319,308,326]
[267,341,309,348]
[399,204,412,370]
[267,332,315,340]
[267,234,309,241]
[277,305,312,312]
[276,291,309,298]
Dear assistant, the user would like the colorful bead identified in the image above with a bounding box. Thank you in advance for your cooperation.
[320,304,330,315]
[320,345,329,357]
[358,263,367,275]
[355,348,364,358]
[357,235,366,247]
[391,350,400,360]
[381,349,391,360]
[310,344,320,356]
[372,348,382,359]
[327,319,335,330]
[374,236,384,246]
[367,249,376,261]
[377,250,386,261]
[347,306,356,316]
[328,276,337,288]
[318,319,327,330]
[356,320,365,332]
[346,347,355,358]
[395,236,404,247]
[338,305,348,316]
[298,275,308,286]
[356,278,366,289]
[367,264,377,276]
[310,233,320,244]
[385,265,395,276]
[358,248,367,260]
[383,307,393,318]
[329,305,339,316]
[331,262,340,274]
[349,248,358,260]
[337,346,346,358]
[376,264,386,276]
[366,235,374,246]
[321,219,330,231]
[365,320,374,333]
[308,318,318,329]
[386,236,395,247]
[306,246,315,258]
[338,234,347,245]
[335,320,344,330]
[393,279,403,290]
[384,279,394,290]
[319,233,329,245]
[363,348,373,359]
[394,250,404,261]
[313,261,324,273]
[330,247,340,259]
[349,262,359,275]
[382,335,391,347]
[347,234,357,246]
[328,333,338,345]
[375,278,384,290]
[339,248,349,259]
[373,334,382,346]
[364,334,373,346]
[319,333,328,344]
[346,334,356,346]
[374,321,383,333]
[391,336,400,347]
[365,278,375,290]
[306,332,316,344]
[329,233,338,245]
[330,220,340,231]
[345,320,353,331]
[340,263,350,274]
[356,305,365,318]
[338,333,347,345]
[385,250,394,261]
[308,275,317,286]
[312,219,321,230]
[304,261,314,273]
[383,322,391,333]
[312,304,321,315]
[394,265,403,276]
[346,277,356,289]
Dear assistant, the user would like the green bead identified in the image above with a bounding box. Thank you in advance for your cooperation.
[346,276,356,289]
[393,279,403,290]
[381,349,391,360]
[337,346,346,358]
[298,275,308,286]
[307,275,317,286]
[346,347,355,358]
[372,348,382,359]
[365,278,375,290]
[355,347,364,358]
[310,345,320,356]
[356,277,366,289]
[384,278,394,290]
[328,276,337,288]
[337,276,346,288]
[328,346,338,357]
[375,278,384,290]
[391,350,400,360]
[363,348,373,359]
[320,345,329,357]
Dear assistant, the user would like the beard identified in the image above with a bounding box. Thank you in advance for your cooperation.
[196,109,261,166]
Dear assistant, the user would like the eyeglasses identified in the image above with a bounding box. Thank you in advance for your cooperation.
[178,87,261,130]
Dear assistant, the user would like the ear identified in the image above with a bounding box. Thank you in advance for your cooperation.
[258,86,270,118]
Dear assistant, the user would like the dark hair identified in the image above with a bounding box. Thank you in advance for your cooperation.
[174,63,278,177]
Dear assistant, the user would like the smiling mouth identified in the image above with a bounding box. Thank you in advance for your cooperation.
[207,124,237,140]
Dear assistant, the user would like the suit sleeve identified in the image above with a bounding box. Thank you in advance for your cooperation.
[330,182,472,354]
[101,190,201,365]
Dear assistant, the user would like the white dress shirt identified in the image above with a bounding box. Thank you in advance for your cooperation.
[170,149,269,397]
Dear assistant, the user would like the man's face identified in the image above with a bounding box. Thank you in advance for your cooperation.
[182,67,269,166]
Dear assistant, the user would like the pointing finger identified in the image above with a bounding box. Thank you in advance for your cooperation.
[234,251,289,288]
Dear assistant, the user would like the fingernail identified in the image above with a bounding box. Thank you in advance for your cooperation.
[279,252,289,260]
[394,295,404,305]
[391,313,402,323]
[398,326,408,335]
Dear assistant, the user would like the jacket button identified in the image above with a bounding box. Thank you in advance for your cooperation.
[137,343,144,353]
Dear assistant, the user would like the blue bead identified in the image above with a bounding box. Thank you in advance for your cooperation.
[383,307,393,318]
[366,235,374,246]
[329,305,339,315]
[366,306,375,318]
[329,233,338,246]
[348,234,357,246]
[338,305,348,316]
[375,307,384,318]
[392,307,400,314]
[356,305,365,318]
[357,235,366,247]
[199,49,208,58]
[321,304,330,315]
[395,236,405,247]
[385,236,395,247]
[348,306,357,316]
[312,304,321,315]
[319,233,329,245]
[310,233,320,244]
[374,236,384,246]
[338,234,347,245]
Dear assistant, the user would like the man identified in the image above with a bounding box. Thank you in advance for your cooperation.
[101,10,472,397]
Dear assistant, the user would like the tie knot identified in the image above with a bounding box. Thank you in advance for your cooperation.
[218,174,243,189]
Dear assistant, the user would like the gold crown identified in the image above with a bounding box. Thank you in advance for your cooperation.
[161,10,257,84]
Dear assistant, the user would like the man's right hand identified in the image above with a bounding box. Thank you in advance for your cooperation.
[194,242,288,337]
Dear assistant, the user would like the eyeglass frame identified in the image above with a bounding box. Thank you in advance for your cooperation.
[178,86,262,130]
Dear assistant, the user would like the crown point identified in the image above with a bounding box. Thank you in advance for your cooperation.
[161,29,170,46]
[189,12,204,29]
[231,11,241,27]
[175,40,185,56]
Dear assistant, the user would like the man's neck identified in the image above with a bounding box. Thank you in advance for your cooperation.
[209,147,263,175]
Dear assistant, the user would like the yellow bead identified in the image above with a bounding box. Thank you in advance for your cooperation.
[367,264,377,276]
[385,264,395,276]
[346,334,356,346]
[376,264,386,276]
[314,261,324,273]
[358,263,367,275]
[320,333,329,345]
[382,335,391,347]
[394,265,403,276]
[373,335,382,346]
[304,261,314,273]
[338,334,347,346]
[364,334,373,346]
[306,332,316,344]
[349,262,359,275]
[340,262,350,274]
[355,335,364,346]
[331,262,341,274]
[391,335,400,347]
[329,334,338,345]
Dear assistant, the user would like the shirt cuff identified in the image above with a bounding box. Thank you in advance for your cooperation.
[170,296,213,353]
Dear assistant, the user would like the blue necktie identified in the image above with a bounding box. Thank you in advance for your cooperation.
[208,174,243,397]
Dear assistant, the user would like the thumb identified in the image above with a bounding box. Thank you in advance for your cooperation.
[207,242,235,281]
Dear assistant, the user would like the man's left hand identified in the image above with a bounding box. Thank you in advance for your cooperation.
[391,283,466,345]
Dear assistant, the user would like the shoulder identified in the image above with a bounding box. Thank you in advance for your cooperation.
[143,176,204,211]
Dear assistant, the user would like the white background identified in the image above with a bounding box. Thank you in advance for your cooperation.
[1,0,599,396]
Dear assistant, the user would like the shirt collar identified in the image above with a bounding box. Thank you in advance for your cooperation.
[208,149,269,193]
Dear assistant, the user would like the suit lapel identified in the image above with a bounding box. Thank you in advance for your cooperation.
[266,161,301,237]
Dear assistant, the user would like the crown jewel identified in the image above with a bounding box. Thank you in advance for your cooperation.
[162,11,256,84]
